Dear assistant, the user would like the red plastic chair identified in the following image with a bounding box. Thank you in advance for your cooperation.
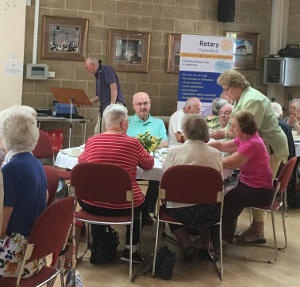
[70,162,138,281]
[243,156,297,263]
[0,196,75,287]
[152,165,224,280]
[32,130,55,164]
[33,129,71,181]
[44,165,60,206]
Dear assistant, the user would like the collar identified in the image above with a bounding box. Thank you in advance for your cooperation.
[132,114,153,123]
[2,150,29,167]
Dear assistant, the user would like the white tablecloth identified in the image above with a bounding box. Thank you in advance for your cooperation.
[55,146,233,181]
[55,147,166,181]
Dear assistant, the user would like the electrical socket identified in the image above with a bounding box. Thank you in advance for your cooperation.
[48,71,55,78]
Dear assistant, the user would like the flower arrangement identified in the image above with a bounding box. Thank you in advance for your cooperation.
[137,131,162,153]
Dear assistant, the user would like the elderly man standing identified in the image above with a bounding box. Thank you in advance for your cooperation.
[127,92,168,225]
[84,57,125,133]
[168,97,201,145]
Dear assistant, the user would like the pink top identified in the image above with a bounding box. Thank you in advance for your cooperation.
[234,132,273,189]
[78,133,154,209]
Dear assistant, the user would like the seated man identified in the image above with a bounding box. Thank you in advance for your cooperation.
[168,97,201,145]
[163,114,223,261]
[219,103,233,129]
[127,92,168,225]
[206,98,229,131]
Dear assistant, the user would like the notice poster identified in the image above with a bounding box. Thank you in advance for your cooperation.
[178,34,234,116]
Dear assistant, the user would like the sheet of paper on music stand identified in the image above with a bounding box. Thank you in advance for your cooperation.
[50,87,92,107]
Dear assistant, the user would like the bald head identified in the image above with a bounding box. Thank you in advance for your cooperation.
[184,97,201,114]
[132,92,151,121]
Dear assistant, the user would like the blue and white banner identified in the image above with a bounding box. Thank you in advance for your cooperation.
[178,34,234,116]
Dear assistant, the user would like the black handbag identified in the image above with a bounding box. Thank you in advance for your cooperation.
[90,226,120,265]
[155,246,177,280]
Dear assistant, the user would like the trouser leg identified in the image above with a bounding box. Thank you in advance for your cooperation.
[144,180,159,213]
[125,211,141,245]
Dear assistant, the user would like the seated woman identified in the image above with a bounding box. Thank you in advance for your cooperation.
[162,114,223,261]
[78,104,154,263]
[209,111,273,243]
[0,105,47,278]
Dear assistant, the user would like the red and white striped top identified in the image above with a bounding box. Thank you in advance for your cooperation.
[78,133,154,209]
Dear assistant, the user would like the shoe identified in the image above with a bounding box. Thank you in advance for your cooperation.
[142,213,154,226]
[183,246,198,263]
[236,229,266,244]
[197,248,211,261]
[120,249,144,264]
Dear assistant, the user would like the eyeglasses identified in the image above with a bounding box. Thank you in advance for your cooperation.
[219,111,231,116]
[134,102,150,107]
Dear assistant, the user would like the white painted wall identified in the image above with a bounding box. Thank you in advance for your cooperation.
[0,0,26,110]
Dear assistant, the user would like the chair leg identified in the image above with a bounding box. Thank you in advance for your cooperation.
[129,221,133,281]
[152,218,161,276]
[211,223,223,280]
[279,208,288,250]
[284,189,288,217]
[59,270,65,287]
[76,223,91,262]
[270,211,278,263]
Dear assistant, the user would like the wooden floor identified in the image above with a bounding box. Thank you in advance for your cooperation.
[52,206,300,287]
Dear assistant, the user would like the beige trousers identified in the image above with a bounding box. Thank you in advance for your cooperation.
[252,153,282,222]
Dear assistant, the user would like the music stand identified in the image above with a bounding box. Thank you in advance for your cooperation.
[50,87,91,148]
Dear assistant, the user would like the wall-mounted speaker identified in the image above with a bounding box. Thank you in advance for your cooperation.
[218,0,235,22]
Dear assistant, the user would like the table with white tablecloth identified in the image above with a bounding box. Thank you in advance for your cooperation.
[55,146,232,181]
[55,147,167,181]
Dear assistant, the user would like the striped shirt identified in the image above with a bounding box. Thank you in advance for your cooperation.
[78,133,154,209]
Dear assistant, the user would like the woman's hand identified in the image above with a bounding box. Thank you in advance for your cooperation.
[210,129,225,140]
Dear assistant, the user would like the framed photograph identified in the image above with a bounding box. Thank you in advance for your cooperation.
[167,33,181,73]
[225,32,260,70]
[42,16,89,61]
[108,29,151,72]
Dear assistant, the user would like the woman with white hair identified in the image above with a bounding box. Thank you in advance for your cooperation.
[271,102,297,207]
[163,114,223,261]
[271,102,295,160]
[0,105,47,278]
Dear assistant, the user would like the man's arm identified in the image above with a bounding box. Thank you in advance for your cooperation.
[110,83,118,104]
[90,96,99,104]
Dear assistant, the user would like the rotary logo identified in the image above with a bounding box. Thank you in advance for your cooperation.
[220,39,233,51]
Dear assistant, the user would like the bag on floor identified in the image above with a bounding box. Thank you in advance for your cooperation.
[90,226,120,264]
[155,246,177,280]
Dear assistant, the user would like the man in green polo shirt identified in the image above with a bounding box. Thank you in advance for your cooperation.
[127,92,168,225]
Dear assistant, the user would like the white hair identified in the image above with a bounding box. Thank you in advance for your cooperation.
[103,104,128,129]
[271,102,283,118]
[0,105,39,152]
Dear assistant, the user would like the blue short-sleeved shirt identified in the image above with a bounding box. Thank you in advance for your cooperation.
[127,114,168,140]
[2,152,47,237]
[95,64,125,111]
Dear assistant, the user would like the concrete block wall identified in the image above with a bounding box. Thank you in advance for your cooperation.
[23,0,273,147]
